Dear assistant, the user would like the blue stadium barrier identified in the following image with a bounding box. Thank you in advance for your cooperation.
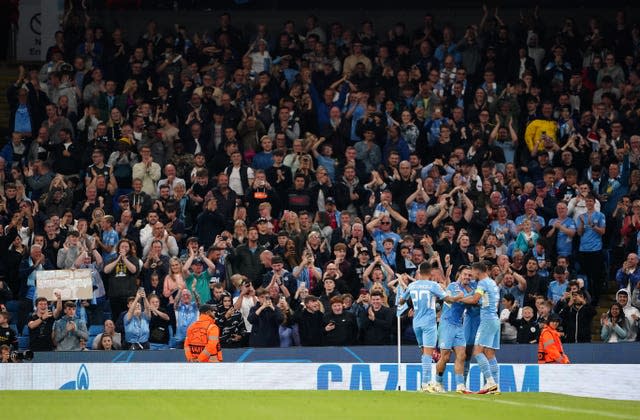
[26,342,640,364]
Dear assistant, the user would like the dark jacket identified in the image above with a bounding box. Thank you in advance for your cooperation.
[247,304,283,347]
[509,311,541,344]
[295,308,324,346]
[323,310,357,346]
[229,243,266,288]
[559,303,597,343]
[358,305,394,345]
[195,209,225,249]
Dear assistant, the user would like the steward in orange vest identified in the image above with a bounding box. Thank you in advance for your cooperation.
[538,313,570,364]
[184,304,223,362]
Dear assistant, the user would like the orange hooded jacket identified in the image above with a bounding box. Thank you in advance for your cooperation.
[184,313,223,363]
[538,325,570,364]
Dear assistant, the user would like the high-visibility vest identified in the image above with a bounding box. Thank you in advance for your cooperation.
[537,326,569,364]
[184,314,223,363]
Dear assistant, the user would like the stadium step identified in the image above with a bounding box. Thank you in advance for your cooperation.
[590,281,620,342]
[0,63,22,140]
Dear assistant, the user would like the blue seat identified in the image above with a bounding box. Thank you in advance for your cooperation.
[18,336,29,350]
[9,324,18,335]
[5,300,19,313]
[168,325,176,349]
[22,325,29,336]
[88,325,103,336]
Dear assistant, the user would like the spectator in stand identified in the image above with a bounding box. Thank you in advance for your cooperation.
[92,319,122,350]
[600,303,631,343]
[616,253,640,292]
[276,297,300,347]
[616,290,639,342]
[217,293,248,348]
[229,227,266,288]
[576,193,606,305]
[359,290,394,344]
[18,244,55,331]
[323,296,357,346]
[0,311,18,350]
[248,288,283,347]
[53,301,89,351]
[132,146,162,198]
[558,290,596,343]
[509,305,540,344]
[124,289,151,350]
[25,295,61,351]
[547,266,570,305]
[174,288,199,349]
[295,295,324,347]
[4,6,640,351]
[103,239,140,319]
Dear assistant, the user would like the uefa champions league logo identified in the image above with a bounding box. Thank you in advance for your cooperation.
[59,364,90,390]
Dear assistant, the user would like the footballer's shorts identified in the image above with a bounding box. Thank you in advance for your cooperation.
[474,318,501,350]
[414,324,438,348]
[438,321,466,350]
[463,315,480,346]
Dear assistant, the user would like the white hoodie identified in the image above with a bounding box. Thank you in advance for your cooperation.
[617,289,640,341]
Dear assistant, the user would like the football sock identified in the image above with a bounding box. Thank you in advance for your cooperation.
[489,357,499,386]
[421,355,432,384]
[475,353,493,382]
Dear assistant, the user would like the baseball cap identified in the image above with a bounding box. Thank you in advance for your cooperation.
[192,258,204,265]
[326,197,336,205]
[359,247,370,255]
[535,180,546,189]
[271,255,284,264]
[256,217,268,224]
[199,304,215,313]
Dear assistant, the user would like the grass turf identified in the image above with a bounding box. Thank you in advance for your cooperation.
[1,391,638,419]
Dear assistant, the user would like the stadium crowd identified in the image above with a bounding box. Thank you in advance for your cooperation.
[2,3,640,354]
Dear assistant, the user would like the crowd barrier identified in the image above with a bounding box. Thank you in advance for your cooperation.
[1,362,639,400]
[25,343,640,364]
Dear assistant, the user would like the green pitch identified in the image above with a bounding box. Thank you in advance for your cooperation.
[1,391,637,419]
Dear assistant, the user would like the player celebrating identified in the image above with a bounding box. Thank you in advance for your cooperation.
[434,265,472,393]
[462,266,480,385]
[461,262,501,394]
[399,262,460,393]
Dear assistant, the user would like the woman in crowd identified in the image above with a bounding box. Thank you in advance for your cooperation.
[92,319,122,350]
[600,303,631,343]
[163,257,186,306]
[103,239,140,318]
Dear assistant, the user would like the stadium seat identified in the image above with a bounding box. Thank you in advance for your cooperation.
[168,325,176,349]
[88,325,103,336]
[18,336,29,350]
[9,324,18,335]
[5,300,19,313]
[22,325,29,337]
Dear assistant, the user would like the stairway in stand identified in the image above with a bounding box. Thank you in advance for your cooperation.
[0,63,20,142]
